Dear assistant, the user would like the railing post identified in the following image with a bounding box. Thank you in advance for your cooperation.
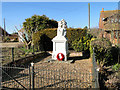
[92,47,99,88]
[29,65,31,89]
[0,63,2,89]
[92,47,95,87]
[31,62,34,90]
[11,48,14,62]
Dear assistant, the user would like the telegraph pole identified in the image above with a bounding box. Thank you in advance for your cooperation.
[88,3,90,32]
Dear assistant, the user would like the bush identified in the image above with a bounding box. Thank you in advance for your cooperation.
[110,46,119,65]
[33,28,87,51]
[72,34,93,52]
[112,63,120,71]
[90,38,113,67]
[67,28,87,49]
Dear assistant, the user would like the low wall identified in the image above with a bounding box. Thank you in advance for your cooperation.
[5,52,49,67]
[70,51,83,57]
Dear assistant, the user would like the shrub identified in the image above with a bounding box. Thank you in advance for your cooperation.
[72,34,92,52]
[67,28,87,49]
[112,63,120,71]
[110,46,119,65]
[90,38,113,67]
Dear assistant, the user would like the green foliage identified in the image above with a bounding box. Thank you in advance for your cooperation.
[83,26,88,30]
[72,34,92,52]
[23,14,57,32]
[33,28,87,51]
[67,28,87,49]
[89,38,96,56]
[33,28,57,51]
[112,63,120,71]
[20,47,33,56]
[23,14,57,42]
[72,38,83,52]
[90,38,113,67]
[110,46,119,65]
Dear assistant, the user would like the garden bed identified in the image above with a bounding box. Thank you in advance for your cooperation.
[99,66,120,89]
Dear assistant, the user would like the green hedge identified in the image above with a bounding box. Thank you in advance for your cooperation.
[33,28,87,51]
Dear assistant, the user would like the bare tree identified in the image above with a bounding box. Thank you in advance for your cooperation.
[15,26,32,49]
[89,27,100,38]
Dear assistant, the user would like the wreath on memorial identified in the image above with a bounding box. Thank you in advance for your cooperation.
[57,53,64,61]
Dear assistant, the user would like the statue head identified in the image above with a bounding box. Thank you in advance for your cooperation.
[61,19,67,28]
[58,21,62,28]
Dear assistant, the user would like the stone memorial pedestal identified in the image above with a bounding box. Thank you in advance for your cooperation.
[52,36,69,61]
[52,19,69,61]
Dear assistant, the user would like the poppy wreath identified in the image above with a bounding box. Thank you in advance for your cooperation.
[56,53,64,61]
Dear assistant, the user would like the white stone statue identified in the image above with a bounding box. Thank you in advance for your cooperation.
[52,19,69,61]
[57,19,67,37]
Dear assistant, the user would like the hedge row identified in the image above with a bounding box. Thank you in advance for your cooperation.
[33,28,87,51]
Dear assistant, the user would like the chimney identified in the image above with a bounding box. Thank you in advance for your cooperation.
[102,8,104,12]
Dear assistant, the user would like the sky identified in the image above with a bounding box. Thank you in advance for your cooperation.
[1,2,119,34]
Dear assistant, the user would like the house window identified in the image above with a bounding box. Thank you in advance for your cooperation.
[102,18,105,21]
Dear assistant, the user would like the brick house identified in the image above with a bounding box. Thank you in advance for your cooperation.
[99,8,120,45]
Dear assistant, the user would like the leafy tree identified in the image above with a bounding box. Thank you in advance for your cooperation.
[83,26,88,30]
[21,14,57,49]
[23,14,57,34]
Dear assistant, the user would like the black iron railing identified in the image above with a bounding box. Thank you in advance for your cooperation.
[1,63,94,89]
[92,48,99,88]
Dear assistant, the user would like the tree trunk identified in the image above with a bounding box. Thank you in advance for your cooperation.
[27,44,31,50]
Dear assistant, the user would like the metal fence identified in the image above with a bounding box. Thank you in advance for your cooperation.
[1,47,29,65]
[0,47,100,89]
[1,47,42,66]
[1,63,94,89]
[1,65,30,89]
[33,67,92,88]
[92,48,99,88]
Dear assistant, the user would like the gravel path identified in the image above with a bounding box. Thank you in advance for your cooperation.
[2,55,93,89]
